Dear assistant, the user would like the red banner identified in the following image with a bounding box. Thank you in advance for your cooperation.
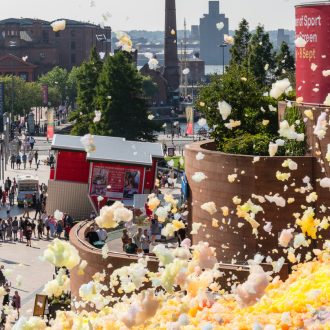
[296,4,330,104]
[90,163,144,201]
[42,85,48,105]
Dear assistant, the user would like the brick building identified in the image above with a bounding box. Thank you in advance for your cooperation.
[0,18,111,80]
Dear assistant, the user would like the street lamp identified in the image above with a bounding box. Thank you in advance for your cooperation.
[218,43,228,75]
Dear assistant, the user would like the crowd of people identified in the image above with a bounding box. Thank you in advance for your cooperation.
[0,265,21,325]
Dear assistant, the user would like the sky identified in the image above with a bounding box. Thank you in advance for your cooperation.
[0,0,314,31]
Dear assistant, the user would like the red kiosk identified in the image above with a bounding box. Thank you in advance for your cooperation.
[46,134,164,219]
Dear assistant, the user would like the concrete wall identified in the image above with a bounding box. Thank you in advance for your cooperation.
[185,140,329,263]
[69,221,159,306]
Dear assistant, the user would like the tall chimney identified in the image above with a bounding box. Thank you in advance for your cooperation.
[163,0,180,93]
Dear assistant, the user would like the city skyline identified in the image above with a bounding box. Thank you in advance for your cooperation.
[0,0,314,32]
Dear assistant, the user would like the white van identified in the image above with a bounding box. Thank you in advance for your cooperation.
[17,175,39,207]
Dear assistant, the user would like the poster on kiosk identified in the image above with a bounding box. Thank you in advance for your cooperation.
[90,163,144,202]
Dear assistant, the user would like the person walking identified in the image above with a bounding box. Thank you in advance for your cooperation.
[12,291,21,320]
[0,219,7,242]
[9,188,14,206]
[56,220,63,238]
[16,154,21,170]
[1,191,6,207]
[0,265,6,286]
[29,136,35,150]
[34,150,38,166]
[6,203,11,217]
[25,223,32,247]
[10,154,16,169]
[22,199,30,218]
[6,218,12,242]
[28,152,33,169]
[12,217,18,241]
[34,200,42,220]
[4,178,11,193]
[22,153,27,169]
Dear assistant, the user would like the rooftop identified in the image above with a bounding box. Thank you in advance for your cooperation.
[52,134,164,166]
[0,18,107,28]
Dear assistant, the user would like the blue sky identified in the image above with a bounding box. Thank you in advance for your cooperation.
[0,0,313,31]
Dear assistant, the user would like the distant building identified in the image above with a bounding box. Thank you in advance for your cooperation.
[190,25,200,41]
[0,18,111,80]
[277,29,290,49]
[199,1,230,65]
[179,57,205,84]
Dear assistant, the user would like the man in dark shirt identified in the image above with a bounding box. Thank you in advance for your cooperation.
[85,225,99,246]
[124,238,138,254]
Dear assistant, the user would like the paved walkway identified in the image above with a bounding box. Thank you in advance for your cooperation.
[0,136,54,318]
[0,237,54,317]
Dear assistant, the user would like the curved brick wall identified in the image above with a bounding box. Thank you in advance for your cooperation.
[69,222,159,305]
[185,140,328,263]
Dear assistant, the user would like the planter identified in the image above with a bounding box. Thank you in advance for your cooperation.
[185,140,328,263]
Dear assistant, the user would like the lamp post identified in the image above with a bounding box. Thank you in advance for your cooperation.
[218,43,228,75]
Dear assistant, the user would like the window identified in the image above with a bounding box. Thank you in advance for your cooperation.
[71,53,76,64]
[40,52,45,59]
[55,31,60,37]
[70,30,76,37]
[71,41,76,50]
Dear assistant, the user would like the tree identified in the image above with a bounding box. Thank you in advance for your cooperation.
[38,66,68,104]
[70,47,102,135]
[274,41,295,80]
[195,64,278,153]
[248,25,275,86]
[0,76,42,117]
[230,19,251,67]
[66,66,80,107]
[93,51,157,141]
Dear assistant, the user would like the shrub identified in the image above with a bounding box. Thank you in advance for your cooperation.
[222,133,274,156]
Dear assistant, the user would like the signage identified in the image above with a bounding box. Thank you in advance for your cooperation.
[33,294,48,317]
[0,82,4,133]
[296,4,330,103]
[90,163,144,200]
[42,85,48,106]
[185,106,194,135]
[47,109,55,140]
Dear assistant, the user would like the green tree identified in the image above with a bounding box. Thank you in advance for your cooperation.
[66,66,80,107]
[38,66,68,104]
[0,76,42,117]
[248,25,275,86]
[274,41,295,80]
[230,19,251,67]
[70,47,102,135]
[195,64,278,152]
[94,51,157,141]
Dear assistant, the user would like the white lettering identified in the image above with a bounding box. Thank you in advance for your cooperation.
[295,15,322,28]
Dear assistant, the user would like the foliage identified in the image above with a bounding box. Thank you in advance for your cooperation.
[281,106,306,156]
[274,42,295,82]
[248,25,275,86]
[93,51,158,141]
[222,133,273,156]
[38,66,69,104]
[70,48,102,136]
[230,19,251,67]
[195,64,278,151]
[0,76,42,116]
